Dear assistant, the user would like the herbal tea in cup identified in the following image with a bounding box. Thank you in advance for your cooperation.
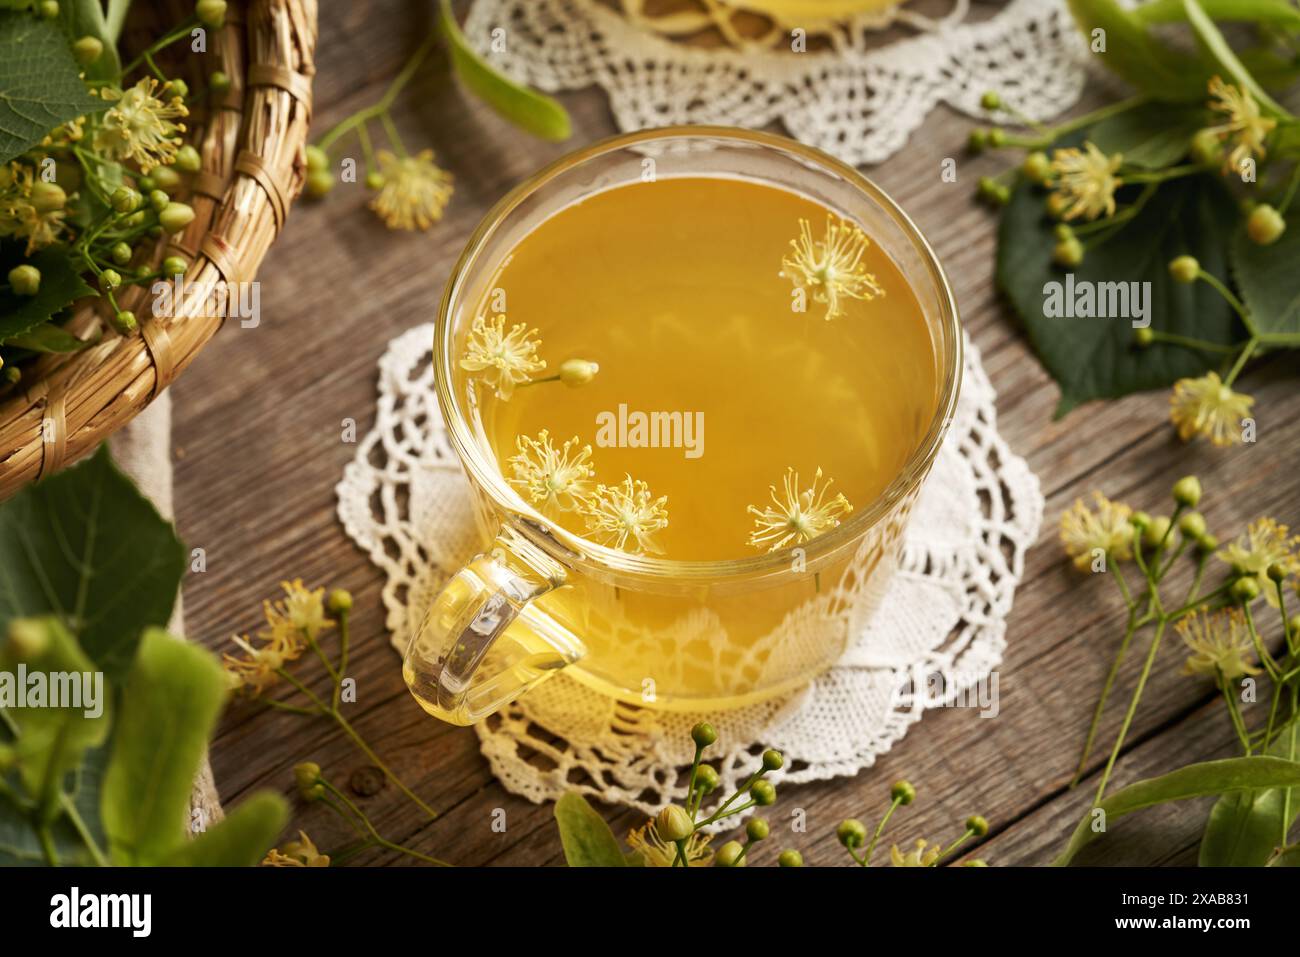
[404,128,961,725]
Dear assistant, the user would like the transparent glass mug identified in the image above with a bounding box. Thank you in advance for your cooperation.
[404,127,962,726]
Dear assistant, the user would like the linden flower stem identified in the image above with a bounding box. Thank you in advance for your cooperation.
[1070,569,1139,788]
[1005,96,1150,150]
[316,33,437,154]
[122,18,199,75]
[1243,604,1282,680]
[861,796,903,866]
[1146,329,1239,356]
[1094,616,1168,805]
[321,780,450,866]
[1223,337,1259,388]
[1219,673,1252,754]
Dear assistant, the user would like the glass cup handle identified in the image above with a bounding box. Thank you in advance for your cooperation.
[402,527,586,726]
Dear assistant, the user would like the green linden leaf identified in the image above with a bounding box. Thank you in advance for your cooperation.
[0,10,109,164]
[5,321,96,353]
[1230,208,1300,340]
[0,742,110,866]
[0,244,95,343]
[1066,0,1209,102]
[101,628,228,866]
[1086,103,1210,170]
[437,0,571,142]
[1200,717,1300,866]
[996,172,1242,415]
[0,445,186,685]
[554,792,629,867]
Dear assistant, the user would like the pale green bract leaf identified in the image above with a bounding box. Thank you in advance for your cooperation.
[0,10,108,164]
[0,246,96,343]
[165,792,289,867]
[1066,0,1208,102]
[554,792,628,866]
[1181,0,1292,117]
[58,0,123,83]
[437,0,571,142]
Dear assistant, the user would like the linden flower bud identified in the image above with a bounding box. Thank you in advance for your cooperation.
[1196,533,1219,554]
[1130,511,1151,530]
[988,128,1007,148]
[559,358,599,387]
[1023,151,1052,185]
[169,79,190,101]
[655,804,694,843]
[691,722,717,748]
[159,202,195,233]
[162,255,188,277]
[305,145,329,173]
[891,780,917,805]
[1289,614,1300,636]
[7,619,50,659]
[967,129,988,153]
[1169,256,1200,284]
[1231,576,1261,603]
[109,241,132,266]
[99,269,122,291]
[746,817,770,842]
[1267,563,1288,584]
[152,166,181,191]
[980,91,1002,111]
[751,780,776,806]
[365,171,385,190]
[174,144,202,173]
[837,818,867,849]
[306,167,334,199]
[30,180,66,213]
[294,761,324,800]
[111,186,140,213]
[963,859,989,867]
[39,1,60,18]
[73,36,103,66]
[8,264,41,296]
[1133,327,1155,349]
[1172,475,1202,507]
[1179,511,1207,540]
[209,70,231,95]
[1190,128,1221,166]
[137,175,156,193]
[966,815,990,837]
[150,189,171,212]
[1247,204,1286,246]
[695,764,719,794]
[112,309,137,335]
[1053,237,1084,268]
[1143,516,1172,548]
[762,749,784,772]
[196,0,228,29]
[714,840,746,867]
[778,849,804,867]
[1053,224,1074,242]
[327,588,353,616]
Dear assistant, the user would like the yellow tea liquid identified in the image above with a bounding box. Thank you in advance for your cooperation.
[447,175,941,708]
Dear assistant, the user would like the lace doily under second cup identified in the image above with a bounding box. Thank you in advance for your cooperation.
[463,0,1088,167]
[336,325,1043,815]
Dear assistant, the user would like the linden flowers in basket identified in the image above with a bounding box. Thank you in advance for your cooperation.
[0,1,234,389]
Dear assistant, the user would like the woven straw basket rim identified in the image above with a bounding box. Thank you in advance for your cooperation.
[0,0,318,499]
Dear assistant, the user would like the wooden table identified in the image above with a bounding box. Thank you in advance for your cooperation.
[173,1,1300,866]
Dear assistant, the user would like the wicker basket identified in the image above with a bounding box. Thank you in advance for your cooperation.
[0,0,317,498]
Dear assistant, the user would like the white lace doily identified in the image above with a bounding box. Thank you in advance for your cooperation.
[336,325,1043,816]
[464,0,1089,166]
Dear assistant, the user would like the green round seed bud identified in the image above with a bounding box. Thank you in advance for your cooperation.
[1053,237,1084,268]
[305,145,329,172]
[695,764,719,794]
[1023,151,1052,185]
[1196,533,1218,554]
[967,129,988,153]
[162,255,188,278]
[109,241,132,266]
[714,840,746,867]
[655,804,694,843]
[30,180,66,213]
[1247,204,1286,246]
[149,189,171,212]
[169,78,190,100]
[365,171,385,190]
[110,186,140,213]
[196,0,228,28]
[147,225,163,238]
[992,184,1011,206]
[174,144,202,173]
[98,268,121,291]
[1172,475,1202,508]
[559,358,599,387]
[1133,327,1155,348]
[987,128,1007,148]
[305,167,334,199]
[966,815,989,837]
[746,817,770,842]
[1169,255,1200,284]
[977,176,1000,201]
[136,175,156,194]
[980,91,1002,111]
[73,36,103,66]
[152,166,181,191]
[891,780,916,805]
[962,859,989,867]
[8,619,50,659]
[1053,223,1074,242]
[777,849,804,867]
[1267,563,1289,584]
[209,70,231,95]
[293,760,324,800]
[1143,516,1172,548]
[1288,614,1300,637]
[1190,128,1221,166]
[8,264,40,296]
[1231,576,1261,603]
[39,1,60,19]
[327,588,353,615]
[750,780,776,806]
[691,722,717,748]
[159,202,195,233]
[1130,511,1151,530]
[1046,192,1069,219]
[762,749,784,772]
[1178,511,1206,540]
[112,310,137,335]
[836,818,867,849]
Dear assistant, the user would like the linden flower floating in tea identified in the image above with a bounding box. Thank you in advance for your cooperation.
[780,215,884,320]
[1048,141,1123,221]
[92,77,189,174]
[459,314,547,399]
[508,429,595,515]
[1206,76,1276,176]
[1168,371,1254,448]
[1176,608,1260,683]
[582,474,669,555]
[1058,491,1134,572]
[1217,517,1300,607]
[747,466,853,552]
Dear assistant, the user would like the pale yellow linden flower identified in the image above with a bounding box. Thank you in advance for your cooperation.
[508,429,594,515]
[780,215,884,320]
[1217,517,1300,607]
[93,78,188,173]
[1206,76,1276,177]
[1169,372,1254,447]
[747,466,853,552]
[265,578,330,645]
[1177,607,1260,683]
[1058,492,1133,572]
[459,314,546,400]
[222,635,288,695]
[627,820,713,867]
[1049,141,1123,221]
[262,830,330,867]
[582,474,669,555]
[890,838,942,867]
[0,162,66,253]
[370,149,453,231]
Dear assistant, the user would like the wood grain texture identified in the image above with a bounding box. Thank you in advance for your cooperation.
[170,0,1300,866]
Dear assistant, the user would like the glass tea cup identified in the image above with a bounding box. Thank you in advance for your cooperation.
[404,127,961,726]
